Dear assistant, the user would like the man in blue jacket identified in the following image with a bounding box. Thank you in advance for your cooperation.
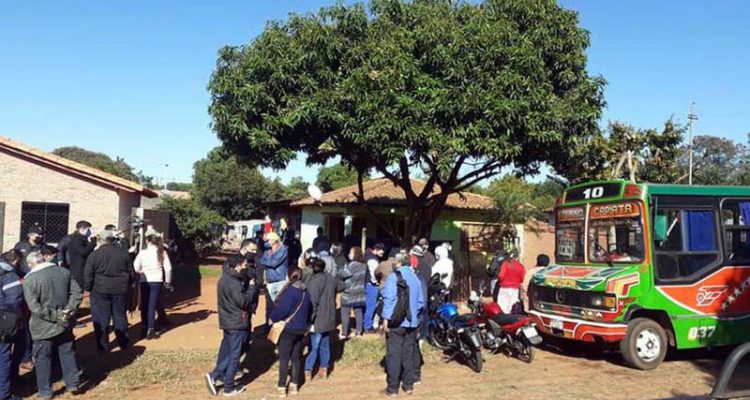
[380,253,424,397]
[0,253,24,400]
[260,233,288,318]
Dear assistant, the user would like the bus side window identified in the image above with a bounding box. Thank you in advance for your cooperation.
[654,208,720,282]
[722,200,750,265]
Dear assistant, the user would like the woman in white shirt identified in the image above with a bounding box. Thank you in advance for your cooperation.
[432,244,454,288]
[134,233,172,339]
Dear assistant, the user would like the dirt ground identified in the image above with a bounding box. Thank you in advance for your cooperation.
[16,259,748,400]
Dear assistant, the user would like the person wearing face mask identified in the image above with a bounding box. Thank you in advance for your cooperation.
[57,221,97,329]
[13,226,45,270]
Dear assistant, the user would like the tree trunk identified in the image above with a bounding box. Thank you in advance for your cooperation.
[400,193,450,247]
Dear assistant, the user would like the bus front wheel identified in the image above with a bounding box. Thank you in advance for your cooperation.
[620,318,668,370]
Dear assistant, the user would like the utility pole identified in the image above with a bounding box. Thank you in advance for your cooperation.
[162,163,169,190]
[687,103,698,185]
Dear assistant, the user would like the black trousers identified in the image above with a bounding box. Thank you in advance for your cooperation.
[90,292,129,350]
[386,327,417,393]
[277,331,305,388]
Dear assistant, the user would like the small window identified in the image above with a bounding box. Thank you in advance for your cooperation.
[654,208,720,281]
[721,200,750,265]
[20,202,70,243]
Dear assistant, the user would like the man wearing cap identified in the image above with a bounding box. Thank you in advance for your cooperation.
[84,230,135,352]
[260,232,288,317]
[363,243,385,333]
[23,248,82,398]
[13,225,45,269]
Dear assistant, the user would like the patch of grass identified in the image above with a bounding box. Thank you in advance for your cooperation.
[338,337,441,368]
[199,265,222,278]
[105,349,215,393]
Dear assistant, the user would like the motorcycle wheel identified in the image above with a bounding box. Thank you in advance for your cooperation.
[429,324,450,350]
[517,341,535,364]
[466,349,483,373]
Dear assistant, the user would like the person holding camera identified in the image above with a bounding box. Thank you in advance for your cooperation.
[23,247,83,398]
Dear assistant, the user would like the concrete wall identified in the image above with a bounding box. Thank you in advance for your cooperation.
[118,191,141,231]
[300,207,324,252]
[0,149,126,249]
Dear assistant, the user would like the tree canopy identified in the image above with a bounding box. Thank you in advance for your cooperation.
[679,134,750,186]
[208,0,605,243]
[559,119,684,184]
[316,163,366,192]
[53,146,142,183]
[192,148,284,220]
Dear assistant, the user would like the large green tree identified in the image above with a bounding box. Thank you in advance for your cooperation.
[208,0,605,243]
[316,163,367,192]
[193,148,283,220]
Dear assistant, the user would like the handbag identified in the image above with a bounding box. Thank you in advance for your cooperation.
[267,291,305,345]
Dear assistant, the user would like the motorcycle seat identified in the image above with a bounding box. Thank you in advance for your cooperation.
[491,313,526,326]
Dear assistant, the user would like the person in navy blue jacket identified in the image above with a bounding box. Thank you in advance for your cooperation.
[0,252,25,400]
[268,267,310,398]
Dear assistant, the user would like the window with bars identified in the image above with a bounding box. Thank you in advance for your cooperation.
[20,202,70,243]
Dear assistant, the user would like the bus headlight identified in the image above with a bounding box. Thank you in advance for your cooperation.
[591,295,617,310]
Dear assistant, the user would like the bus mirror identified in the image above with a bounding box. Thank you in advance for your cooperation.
[655,214,667,242]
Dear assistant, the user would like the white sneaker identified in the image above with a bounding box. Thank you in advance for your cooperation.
[205,373,218,396]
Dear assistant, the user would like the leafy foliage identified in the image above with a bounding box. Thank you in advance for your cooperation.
[156,196,225,254]
[284,176,310,200]
[166,182,194,192]
[208,0,605,243]
[316,163,367,192]
[193,148,284,220]
[678,134,750,186]
[53,146,141,182]
[559,119,684,184]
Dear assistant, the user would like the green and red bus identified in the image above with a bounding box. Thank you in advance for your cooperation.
[529,180,750,369]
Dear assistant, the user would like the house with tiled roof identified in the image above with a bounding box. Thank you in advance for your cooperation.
[0,136,158,250]
[284,177,554,271]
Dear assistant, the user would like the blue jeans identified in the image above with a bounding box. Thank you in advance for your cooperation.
[91,292,130,351]
[33,331,79,397]
[210,329,248,393]
[364,283,379,331]
[0,341,12,399]
[140,282,163,330]
[304,332,331,371]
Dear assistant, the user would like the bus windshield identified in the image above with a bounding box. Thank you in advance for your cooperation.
[556,207,585,263]
[588,202,645,263]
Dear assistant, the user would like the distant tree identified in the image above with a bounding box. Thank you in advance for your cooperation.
[157,196,225,255]
[208,0,605,244]
[53,146,140,182]
[560,119,684,184]
[166,182,194,192]
[316,163,367,192]
[193,148,282,220]
[678,135,742,185]
[285,177,310,200]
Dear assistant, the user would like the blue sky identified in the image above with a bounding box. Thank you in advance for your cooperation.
[1,1,748,185]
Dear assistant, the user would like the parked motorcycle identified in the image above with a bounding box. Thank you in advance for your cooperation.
[427,275,484,373]
[469,290,542,363]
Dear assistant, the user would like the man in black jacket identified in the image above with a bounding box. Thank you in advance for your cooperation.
[84,230,135,351]
[58,221,97,328]
[205,255,254,397]
[13,225,45,269]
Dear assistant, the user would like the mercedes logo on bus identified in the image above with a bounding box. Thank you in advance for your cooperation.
[555,290,566,304]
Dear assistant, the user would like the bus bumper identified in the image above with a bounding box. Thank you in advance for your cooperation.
[528,310,628,343]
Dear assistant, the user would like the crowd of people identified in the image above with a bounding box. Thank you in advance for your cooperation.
[204,227,490,398]
[0,221,173,400]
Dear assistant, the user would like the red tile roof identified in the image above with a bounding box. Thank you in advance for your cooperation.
[291,178,495,210]
[0,136,158,197]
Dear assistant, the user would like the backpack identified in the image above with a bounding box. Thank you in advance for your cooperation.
[377,271,411,328]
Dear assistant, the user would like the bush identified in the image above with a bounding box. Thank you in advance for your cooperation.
[157,197,225,256]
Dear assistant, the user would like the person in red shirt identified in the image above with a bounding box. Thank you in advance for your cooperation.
[496,250,525,314]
